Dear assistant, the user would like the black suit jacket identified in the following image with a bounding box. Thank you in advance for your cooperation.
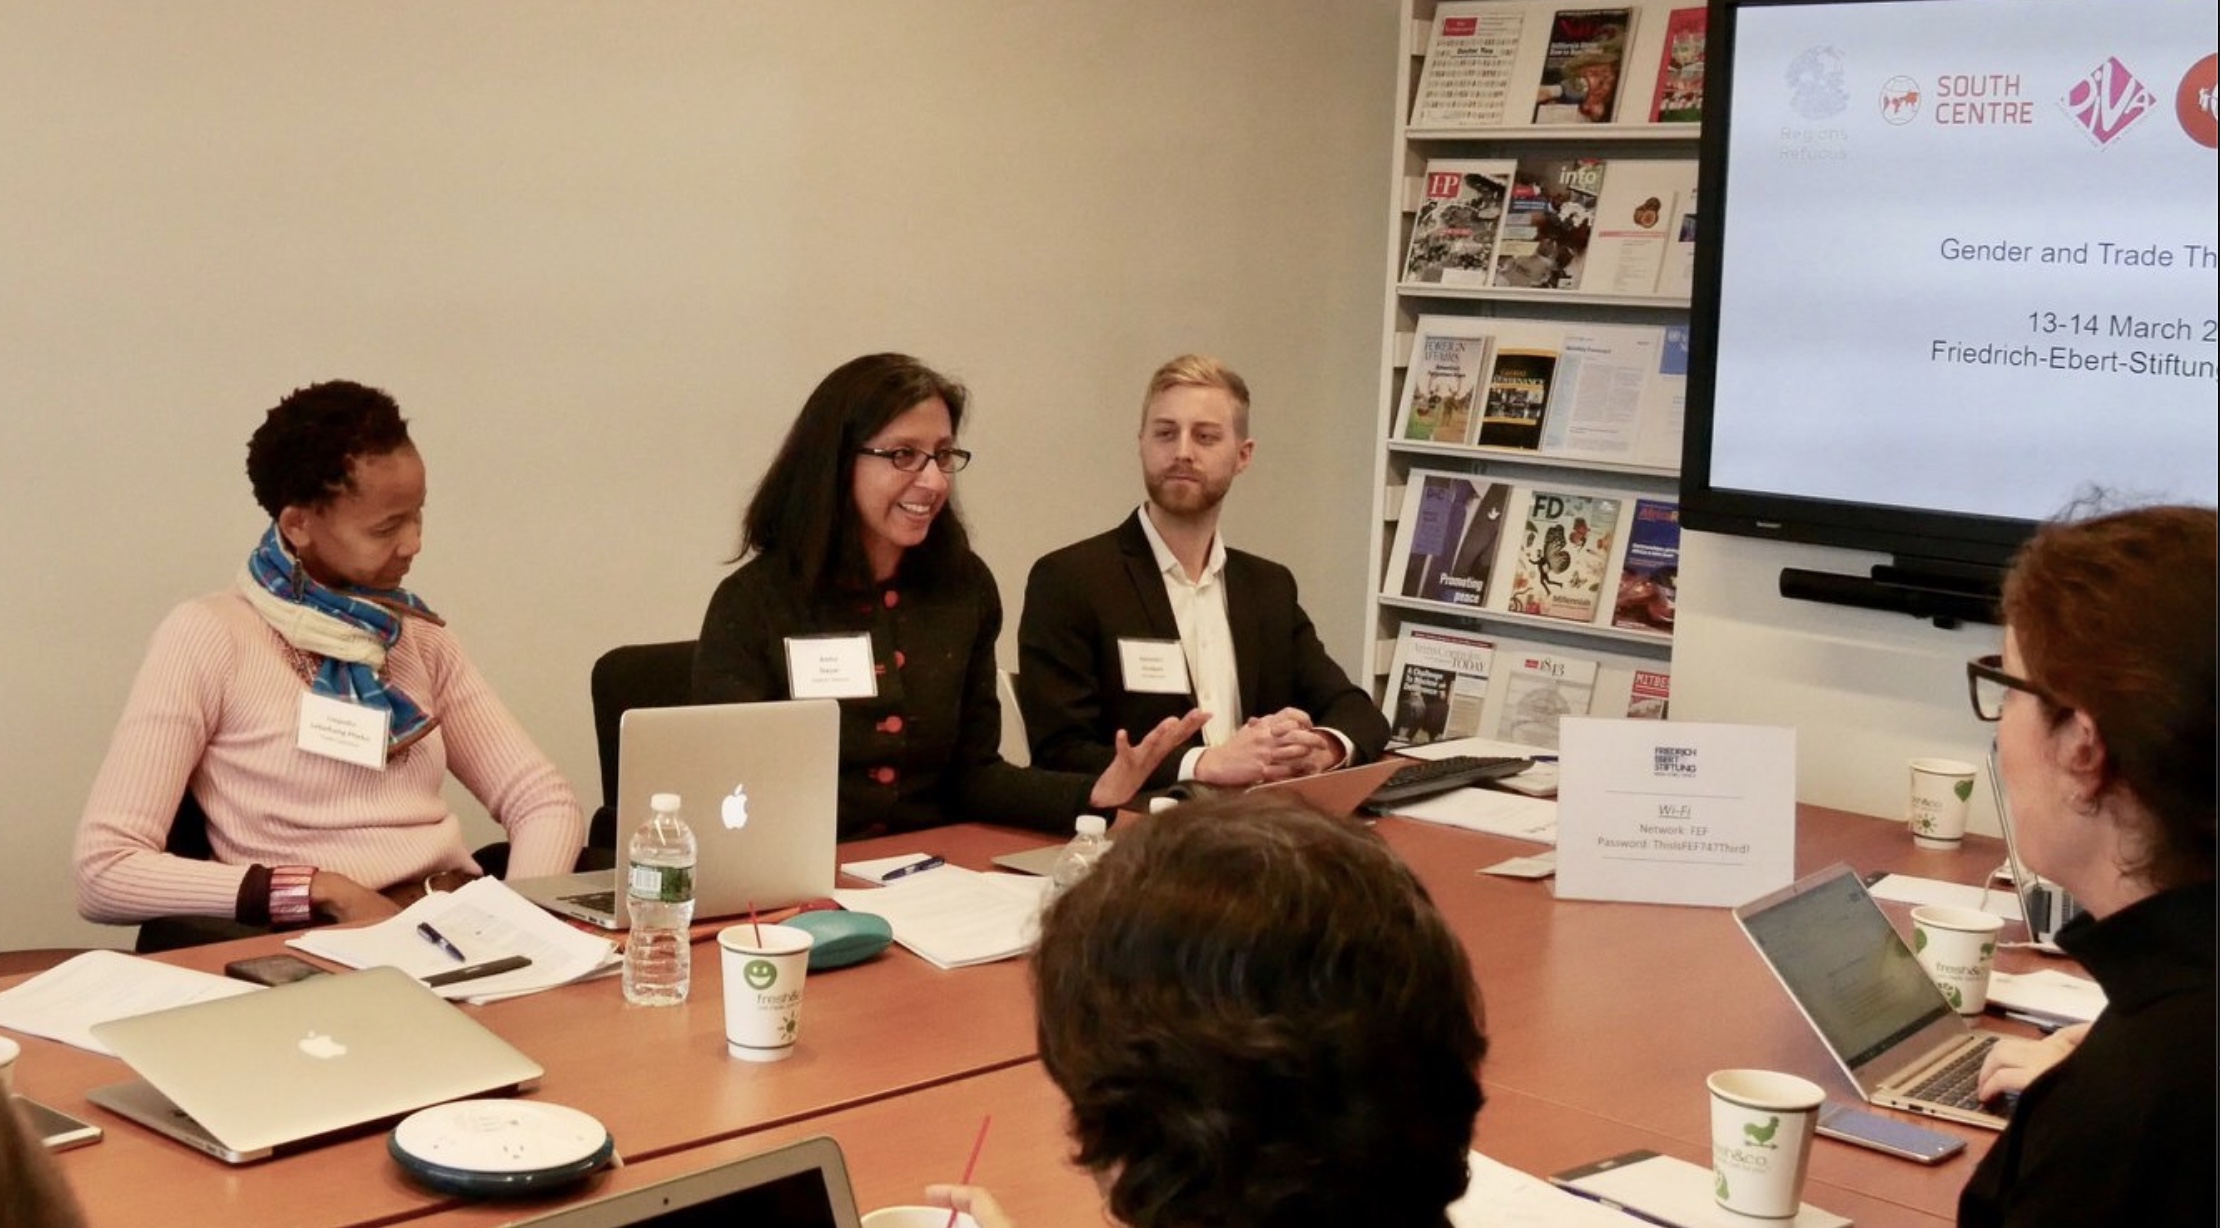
[1017,511,1389,790]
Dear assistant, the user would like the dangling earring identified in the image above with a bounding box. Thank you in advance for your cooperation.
[2066,790,2100,817]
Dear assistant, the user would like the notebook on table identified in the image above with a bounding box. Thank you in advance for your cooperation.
[86,966,543,1163]
[509,1135,862,1226]
[1733,863,2012,1130]
[514,699,840,929]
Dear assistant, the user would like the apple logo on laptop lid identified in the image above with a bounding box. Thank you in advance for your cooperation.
[721,785,750,831]
[298,1031,348,1060]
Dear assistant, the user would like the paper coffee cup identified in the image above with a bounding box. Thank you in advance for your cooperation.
[1709,1069,1824,1219]
[0,1035,17,1094]
[1912,905,2006,1014]
[862,1209,982,1228]
[1908,758,1978,848]
[718,924,815,1063]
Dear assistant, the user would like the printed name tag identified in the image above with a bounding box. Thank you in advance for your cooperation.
[785,634,878,699]
[296,691,390,769]
[1117,638,1192,695]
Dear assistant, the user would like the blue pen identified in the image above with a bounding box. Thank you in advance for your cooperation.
[881,856,945,882]
[1529,755,1560,764]
[415,921,467,962]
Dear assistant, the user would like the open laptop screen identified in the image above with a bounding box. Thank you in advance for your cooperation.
[511,1136,859,1227]
[1737,869,1954,1069]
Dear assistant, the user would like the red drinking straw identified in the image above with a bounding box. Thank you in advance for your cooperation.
[748,900,763,947]
[948,1113,992,1228]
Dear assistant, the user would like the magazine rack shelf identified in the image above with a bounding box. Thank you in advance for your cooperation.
[1364,0,1703,747]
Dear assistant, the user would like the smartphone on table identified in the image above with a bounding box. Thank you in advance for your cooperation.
[13,1095,104,1151]
[222,953,331,987]
[1816,1102,1967,1164]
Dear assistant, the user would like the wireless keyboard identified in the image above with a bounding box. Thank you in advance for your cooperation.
[1364,755,1533,809]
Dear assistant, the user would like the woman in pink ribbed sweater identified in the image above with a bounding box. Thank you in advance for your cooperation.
[73,381,584,932]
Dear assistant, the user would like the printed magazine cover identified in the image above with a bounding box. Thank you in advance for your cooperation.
[1532,8,1635,125]
[1582,160,1694,297]
[1382,624,1497,746]
[1627,667,1672,720]
[1399,331,1494,444]
[1402,159,1516,287]
[1612,498,1681,632]
[1648,6,1707,123]
[1506,488,1622,623]
[1409,2,1529,129]
[1493,158,1605,290]
[1493,650,1599,750]
[1387,472,1513,609]
[1476,348,1558,450]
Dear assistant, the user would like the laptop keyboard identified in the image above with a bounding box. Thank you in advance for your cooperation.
[1904,1035,1999,1109]
[561,890,617,914]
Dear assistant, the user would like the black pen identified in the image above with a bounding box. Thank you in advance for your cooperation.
[422,954,533,987]
[416,921,468,962]
[882,856,945,882]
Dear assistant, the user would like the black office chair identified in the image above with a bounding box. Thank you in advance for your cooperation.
[588,640,701,850]
[134,791,264,954]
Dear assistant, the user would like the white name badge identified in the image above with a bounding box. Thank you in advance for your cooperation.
[1117,638,1192,695]
[785,634,878,700]
[296,691,390,770]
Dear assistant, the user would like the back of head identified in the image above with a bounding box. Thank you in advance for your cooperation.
[741,353,971,592]
[2002,502,2217,888]
[244,381,411,519]
[1033,793,1487,1228]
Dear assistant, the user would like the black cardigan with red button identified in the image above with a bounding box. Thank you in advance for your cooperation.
[693,548,1094,840]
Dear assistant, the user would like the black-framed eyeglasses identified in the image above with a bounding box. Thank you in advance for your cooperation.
[856,445,972,474]
[1965,653,2061,722]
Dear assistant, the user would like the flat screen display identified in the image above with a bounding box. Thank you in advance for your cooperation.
[1684,0,2218,568]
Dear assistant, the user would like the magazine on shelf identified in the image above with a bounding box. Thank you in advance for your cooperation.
[1403,159,1517,287]
[1397,321,1496,444]
[1531,8,1636,125]
[1656,188,1698,299]
[1381,624,1498,746]
[1581,160,1695,297]
[1506,488,1624,624]
[1493,649,1599,750]
[1647,6,1706,123]
[1493,158,1605,291]
[1476,347,1558,450]
[1612,498,1681,633]
[1626,667,1672,719]
[1533,325,1664,461]
[1409,2,1529,129]
[1384,470,1514,610]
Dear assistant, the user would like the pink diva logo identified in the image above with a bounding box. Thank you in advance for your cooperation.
[2061,57,2156,146]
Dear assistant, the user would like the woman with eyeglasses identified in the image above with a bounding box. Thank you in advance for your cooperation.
[694,354,1204,839]
[1956,503,2214,1228]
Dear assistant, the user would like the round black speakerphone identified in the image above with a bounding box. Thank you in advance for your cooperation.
[388,1100,615,1197]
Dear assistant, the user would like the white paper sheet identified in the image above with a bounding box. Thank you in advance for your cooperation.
[0,950,261,1055]
[287,878,617,1004]
[1988,968,2107,1023]
[1447,1150,1653,1226]
[830,865,1050,970]
[1396,788,1561,845]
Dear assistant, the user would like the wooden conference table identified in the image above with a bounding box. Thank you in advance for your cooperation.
[16,804,2045,1228]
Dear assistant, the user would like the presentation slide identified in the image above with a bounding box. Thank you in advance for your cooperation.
[1711,0,2217,522]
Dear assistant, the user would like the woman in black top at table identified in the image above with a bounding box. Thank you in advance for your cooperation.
[694,353,1203,840]
[1958,502,2214,1228]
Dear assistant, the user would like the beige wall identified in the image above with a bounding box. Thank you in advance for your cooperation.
[0,1,1400,949]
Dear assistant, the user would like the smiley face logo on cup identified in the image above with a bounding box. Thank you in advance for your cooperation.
[744,958,779,990]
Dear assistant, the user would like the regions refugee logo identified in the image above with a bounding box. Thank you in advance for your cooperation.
[2062,56,2156,146]
[1880,75,1922,124]
[1786,46,1848,119]
[2179,54,2218,149]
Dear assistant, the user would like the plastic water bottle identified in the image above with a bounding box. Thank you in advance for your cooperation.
[623,792,697,1006]
[1047,815,1112,899]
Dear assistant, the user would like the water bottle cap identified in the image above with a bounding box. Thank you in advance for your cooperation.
[1074,815,1108,837]
[650,792,682,813]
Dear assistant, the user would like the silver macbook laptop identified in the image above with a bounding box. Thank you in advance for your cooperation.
[1987,741,2083,953]
[510,1135,862,1226]
[86,966,543,1163]
[1733,863,2010,1130]
[991,759,1404,877]
[516,699,840,929]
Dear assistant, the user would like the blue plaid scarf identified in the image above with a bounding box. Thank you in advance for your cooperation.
[241,524,443,753]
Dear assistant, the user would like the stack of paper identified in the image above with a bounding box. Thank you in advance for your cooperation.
[0,950,261,1055]
[287,878,618,1005]
[830,865,1049,970]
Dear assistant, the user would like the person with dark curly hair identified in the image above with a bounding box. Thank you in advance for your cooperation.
[693,353,1203,838]
[74,381,584,935]
[1957,503,2214,1227]
[925,792,1489,1227]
